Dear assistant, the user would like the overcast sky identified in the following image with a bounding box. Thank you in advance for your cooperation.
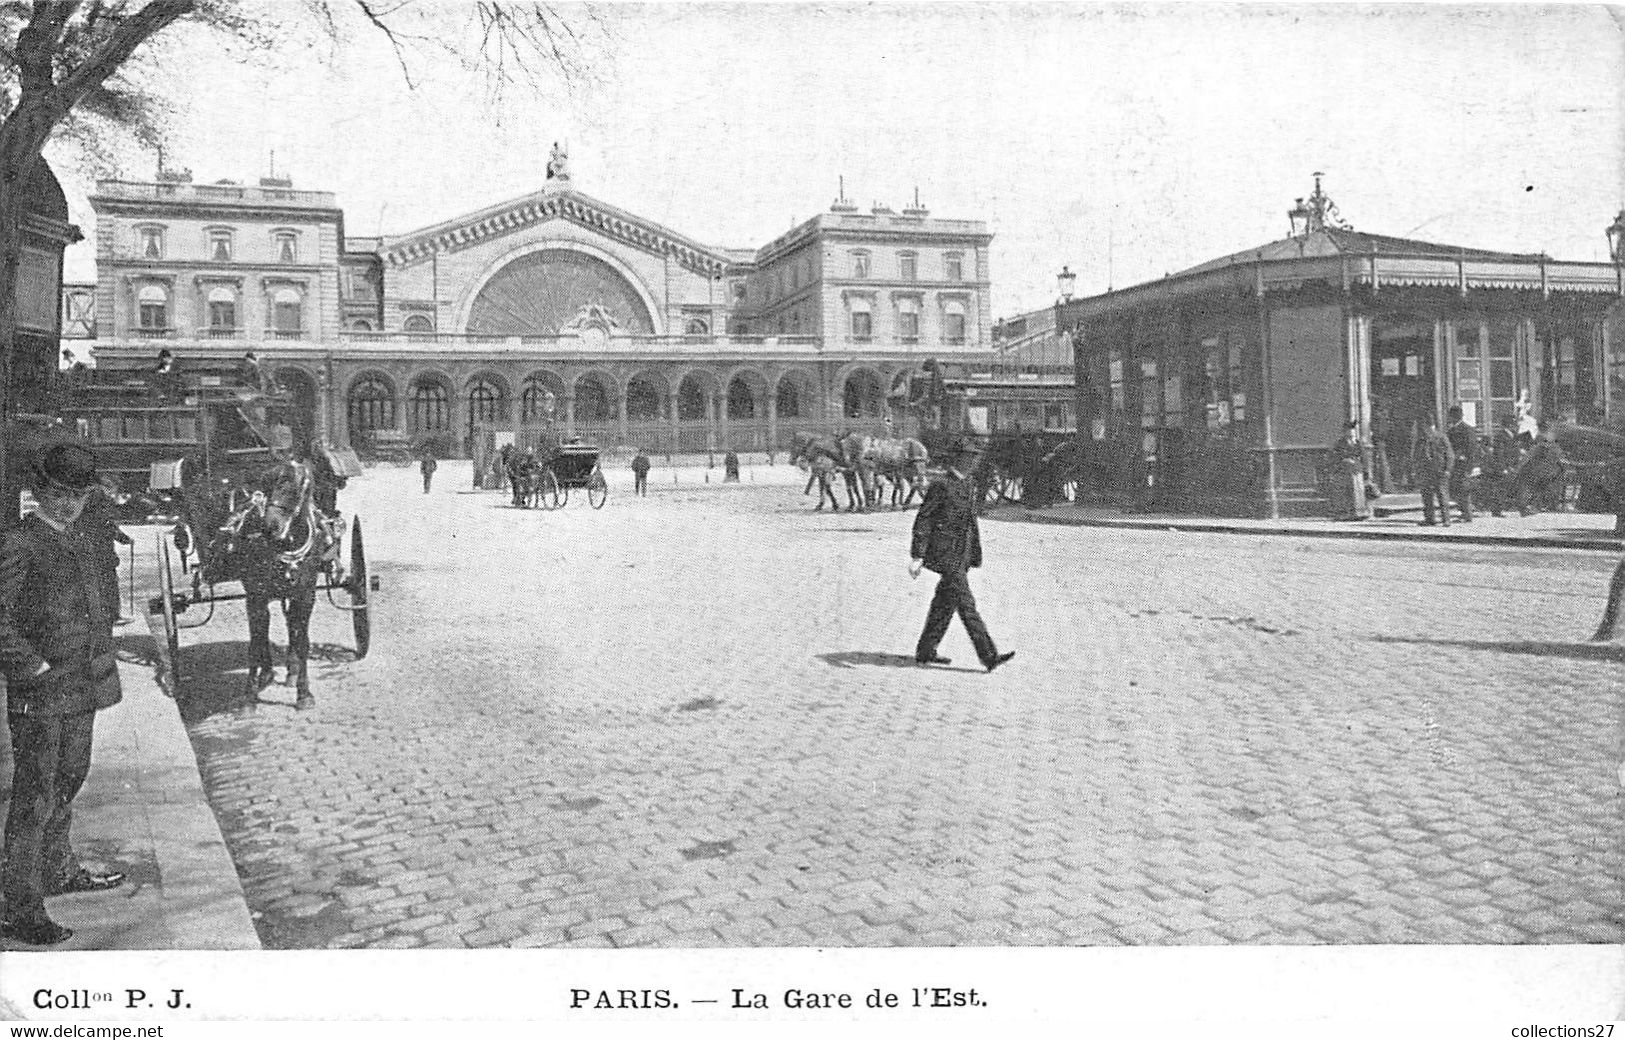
[56,2,1625,319]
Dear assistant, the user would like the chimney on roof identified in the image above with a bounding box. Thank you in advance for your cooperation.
[902,186,929,218]
[871,201,894,215]
[830,175,858,213]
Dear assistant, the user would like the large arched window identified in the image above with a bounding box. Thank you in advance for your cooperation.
[409,379,450,433]
[403,314,434,336]
[347,375,395,441]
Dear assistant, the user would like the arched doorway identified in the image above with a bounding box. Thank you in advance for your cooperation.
[346,372,396,446]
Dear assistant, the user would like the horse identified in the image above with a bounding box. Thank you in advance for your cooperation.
[790,430,872,511]
[213,456,335,710]
[864,436,930,508]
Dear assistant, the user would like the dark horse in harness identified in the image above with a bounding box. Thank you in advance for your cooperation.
[213,456,337,710]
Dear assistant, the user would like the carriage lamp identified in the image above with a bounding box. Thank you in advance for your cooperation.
[1056,266,1077,304]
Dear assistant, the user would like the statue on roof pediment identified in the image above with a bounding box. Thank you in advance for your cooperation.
[547,141,570,182]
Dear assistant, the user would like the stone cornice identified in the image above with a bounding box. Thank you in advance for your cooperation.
[382,187,732,278]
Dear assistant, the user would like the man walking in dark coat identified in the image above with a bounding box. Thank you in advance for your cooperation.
[0,445,126,946]
[1413,413,1455,527]
[631,449,651,496]
[909,439,1015,672]
[419,450,437,494]
[1445,405,1478,522]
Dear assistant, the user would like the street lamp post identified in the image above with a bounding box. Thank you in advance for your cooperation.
[1606,210,1625,294]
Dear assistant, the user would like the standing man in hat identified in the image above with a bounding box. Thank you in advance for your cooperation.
[0,445,126,945]
[908,438,1016,672]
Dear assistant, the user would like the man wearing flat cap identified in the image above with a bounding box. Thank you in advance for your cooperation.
[0,444,126,946]
[908,437,1016,672]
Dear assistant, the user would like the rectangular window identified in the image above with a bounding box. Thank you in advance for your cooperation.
[900,310,919,340]
[899,253,917,281]
[1140,357,1160,429]
[945,254,963,282]
[140,228,163,259]
[1109,351,1125,412]
[209,230,233,262]
[851,310,871,339]
[277,233,297,264]
[852,253,870,279]
[138,303,167,332]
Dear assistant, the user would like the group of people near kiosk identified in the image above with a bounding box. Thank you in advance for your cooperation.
[1326,403,1570,525]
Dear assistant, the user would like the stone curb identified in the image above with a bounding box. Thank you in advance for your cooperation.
[1005,509,1625,553]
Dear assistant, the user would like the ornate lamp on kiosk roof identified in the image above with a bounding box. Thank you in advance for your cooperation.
[1288,171,1350,239]
[1056,265,1076,304]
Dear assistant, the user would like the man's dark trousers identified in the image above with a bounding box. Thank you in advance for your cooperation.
[1419,477,1451,525]
[916,569,995,666]
[3,710,95,921]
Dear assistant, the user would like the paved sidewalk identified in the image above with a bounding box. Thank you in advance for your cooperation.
[1014,498,1624,552]
[0,544,260,953]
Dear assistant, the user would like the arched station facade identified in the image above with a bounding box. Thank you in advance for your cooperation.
[77,162,994,456]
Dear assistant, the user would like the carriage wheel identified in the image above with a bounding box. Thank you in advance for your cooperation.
[348,516,372,660]
[539,470,563,510]
[153,532,182,695]
[587,467,609,509]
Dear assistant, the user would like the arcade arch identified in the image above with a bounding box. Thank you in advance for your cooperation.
[775,369,818,422]
[573,371,615,423]
[407,371,454,434]
[346,370,397,443]
[726,370,769,420]
[677,370,720,421]
[842,367,886,419]
[519,371,566,423]
[465,371,510,437]
[626,370,669,422]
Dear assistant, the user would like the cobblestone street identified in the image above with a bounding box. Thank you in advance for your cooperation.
[173,461,1623,949]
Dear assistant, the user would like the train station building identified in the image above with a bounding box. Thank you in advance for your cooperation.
[1060,176,1625,517]
[68,151,995,457]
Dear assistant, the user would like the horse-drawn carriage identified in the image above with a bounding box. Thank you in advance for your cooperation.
[514,438,609,510]
[919,427,1082,509]
[145,411,377,705]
